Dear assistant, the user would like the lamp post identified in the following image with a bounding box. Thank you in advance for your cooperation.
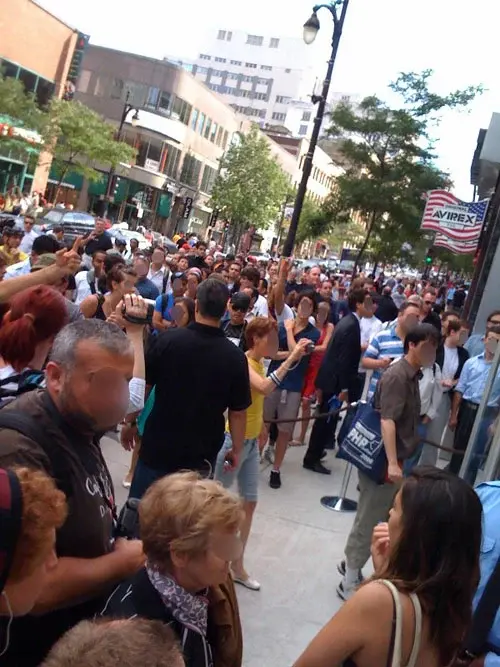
[282,0,350,258]
[104,90,140,201]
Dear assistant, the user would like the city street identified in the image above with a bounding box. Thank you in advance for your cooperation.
[102,436,363,667]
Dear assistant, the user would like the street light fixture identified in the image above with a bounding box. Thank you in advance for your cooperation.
[105,90,140,201]
[303,12,321,44]
[282,0,350,258]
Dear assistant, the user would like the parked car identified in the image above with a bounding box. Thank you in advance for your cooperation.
[39,210,95,245]
[109,226,149,250]
[248,249,271,263]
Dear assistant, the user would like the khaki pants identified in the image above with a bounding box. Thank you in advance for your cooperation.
[344,470,399,571]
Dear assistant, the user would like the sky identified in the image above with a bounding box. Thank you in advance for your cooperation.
[39,0,500,199]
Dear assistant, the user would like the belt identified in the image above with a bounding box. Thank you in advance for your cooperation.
[463,400,498,416]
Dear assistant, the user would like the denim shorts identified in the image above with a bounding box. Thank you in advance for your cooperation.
[214,433,260,502]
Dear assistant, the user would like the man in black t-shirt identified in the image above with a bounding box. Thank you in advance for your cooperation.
[222,292,250,351]
[83,218,113,257]
[130,279,251,499]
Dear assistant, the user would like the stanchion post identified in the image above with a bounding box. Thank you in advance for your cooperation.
[320,462,357,512]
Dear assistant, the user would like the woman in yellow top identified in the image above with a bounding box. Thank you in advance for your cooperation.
[215,316,310,591]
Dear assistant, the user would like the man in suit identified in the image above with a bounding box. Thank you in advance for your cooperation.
[303,288,372,474]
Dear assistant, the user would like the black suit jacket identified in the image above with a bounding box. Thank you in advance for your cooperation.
[315,312,361,398]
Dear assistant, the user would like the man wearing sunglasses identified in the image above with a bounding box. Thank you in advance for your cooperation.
[421,287,441,332]
[222,292,250,351]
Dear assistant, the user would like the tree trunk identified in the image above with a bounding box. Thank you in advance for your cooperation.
[52,161,71,205]
[354,210,377,274]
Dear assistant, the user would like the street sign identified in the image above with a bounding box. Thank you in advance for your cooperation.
[183,197,193,219]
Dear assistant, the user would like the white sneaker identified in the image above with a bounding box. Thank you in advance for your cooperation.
[232,574,261,591]
[262,444,275,465]
[336,579,356,601]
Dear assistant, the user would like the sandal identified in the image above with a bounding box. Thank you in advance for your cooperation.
[289,439,305,447]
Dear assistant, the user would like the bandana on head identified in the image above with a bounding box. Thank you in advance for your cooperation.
[0,469,23,594]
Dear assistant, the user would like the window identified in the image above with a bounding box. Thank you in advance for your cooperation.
[299,124,308,136]
[217,30,226,40]
[230,60,242,66]
[257,77,269,85]
[302,111,311,121]
[216,126,224,146]
[76,69,91,94]
[204,118,212,139]
[214,57,226,63]
[158,90,172,115]
[276,95,290,104]
[272,112,286,122]
[210,69,223,77]
[36,78,55,107]
[245,62,257,69]
[222,129,229,149]
[269,38,280,48]
[261,65,272,71]
[0,59,19,79]
[285,68,291,73]
[259,109,266,119]
[110,77,124,99]
[247,35,263,46]
[227,72,239,80]
[146,87,160,109]
[127,82,147,106]
[242,75,253,83]
[179,154,202,187]
[18,68,37,94]
[227,31,232,41]
[200,165,218,194]
[195,66,208,75]
[191,108,199,130]
[197,112,206,135]
[210,122,218,143]
[199,54,211,60]
[172,96,192,125]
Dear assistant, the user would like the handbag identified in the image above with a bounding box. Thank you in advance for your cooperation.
[336,400,387,484]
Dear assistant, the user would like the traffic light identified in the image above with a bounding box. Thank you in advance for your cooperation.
[425,247,434,265]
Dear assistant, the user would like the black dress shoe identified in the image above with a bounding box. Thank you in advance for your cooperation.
[303,461,332,475]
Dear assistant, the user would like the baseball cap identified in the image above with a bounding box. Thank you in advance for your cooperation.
[230,292,251,311]
[30,253,57,271]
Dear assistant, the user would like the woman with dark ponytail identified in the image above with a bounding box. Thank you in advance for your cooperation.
[0,286,68,401]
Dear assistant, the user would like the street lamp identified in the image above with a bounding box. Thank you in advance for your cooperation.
[105,91,140,200]
[282,0,350,258]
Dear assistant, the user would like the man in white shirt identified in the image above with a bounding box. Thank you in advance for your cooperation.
[147,247,170,295]
[5,234,60,279]
[359,305,383,398]
[18,215,39,254]
[74,250,107,304]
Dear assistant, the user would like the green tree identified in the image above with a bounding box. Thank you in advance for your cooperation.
[325,70,482,270]
[43,99,136,202]
[210,125,289,243]
[0,74,48,158]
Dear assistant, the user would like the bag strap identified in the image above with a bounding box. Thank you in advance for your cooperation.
[0,411,73,498]
[378,580,403,667]
[406,593,423,667]
[463,554,500,657]
[162,270,170,295]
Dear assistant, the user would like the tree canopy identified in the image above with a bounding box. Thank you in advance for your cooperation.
[210,125,289,236]
[323,70,482,269]
[43,99,136,191]
[0,74,47,157]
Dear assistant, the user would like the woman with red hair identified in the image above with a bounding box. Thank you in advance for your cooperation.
[0,286,68,402]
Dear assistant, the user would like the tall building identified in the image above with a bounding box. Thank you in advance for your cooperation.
[169,28,317,127]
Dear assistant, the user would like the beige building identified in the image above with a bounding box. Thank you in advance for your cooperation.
[0,0,79,194]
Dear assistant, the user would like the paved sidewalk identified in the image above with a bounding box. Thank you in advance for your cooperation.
[102,436,362,667]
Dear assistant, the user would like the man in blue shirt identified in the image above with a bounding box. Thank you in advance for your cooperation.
[362,301,421,399]
[133,256,160,301]
[466,311,500,358]
[469,481,500,667]
[449,325,500,484]
[264,290,320,489]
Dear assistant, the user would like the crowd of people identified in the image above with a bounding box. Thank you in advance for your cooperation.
[0,213,498,666]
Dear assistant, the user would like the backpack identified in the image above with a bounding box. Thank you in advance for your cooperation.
[161,270,170,295]
[87,270,96,295]
[0,370,45,409]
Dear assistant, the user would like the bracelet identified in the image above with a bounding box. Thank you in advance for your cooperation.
[270,372,280,386]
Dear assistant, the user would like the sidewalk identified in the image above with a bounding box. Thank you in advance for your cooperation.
[102,437,361,667]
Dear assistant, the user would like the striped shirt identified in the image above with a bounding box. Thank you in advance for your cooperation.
[364,323,405,399]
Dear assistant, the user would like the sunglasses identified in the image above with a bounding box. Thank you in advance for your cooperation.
[424,300,434,305]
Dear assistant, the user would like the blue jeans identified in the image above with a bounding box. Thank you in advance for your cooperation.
[403,422,428,476]
[129,459,167,500]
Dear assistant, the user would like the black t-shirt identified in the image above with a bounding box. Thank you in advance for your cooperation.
[142,322,251,472]
[452,288,466,309]
[222,320,248,352]
[422,309,442,333]
[84,231,113,256]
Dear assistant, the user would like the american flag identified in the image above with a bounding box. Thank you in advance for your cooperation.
[421,190,490,241]
[434,233,478,255]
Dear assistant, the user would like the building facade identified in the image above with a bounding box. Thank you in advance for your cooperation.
[168,28,317,129]
[0,0,79,194]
